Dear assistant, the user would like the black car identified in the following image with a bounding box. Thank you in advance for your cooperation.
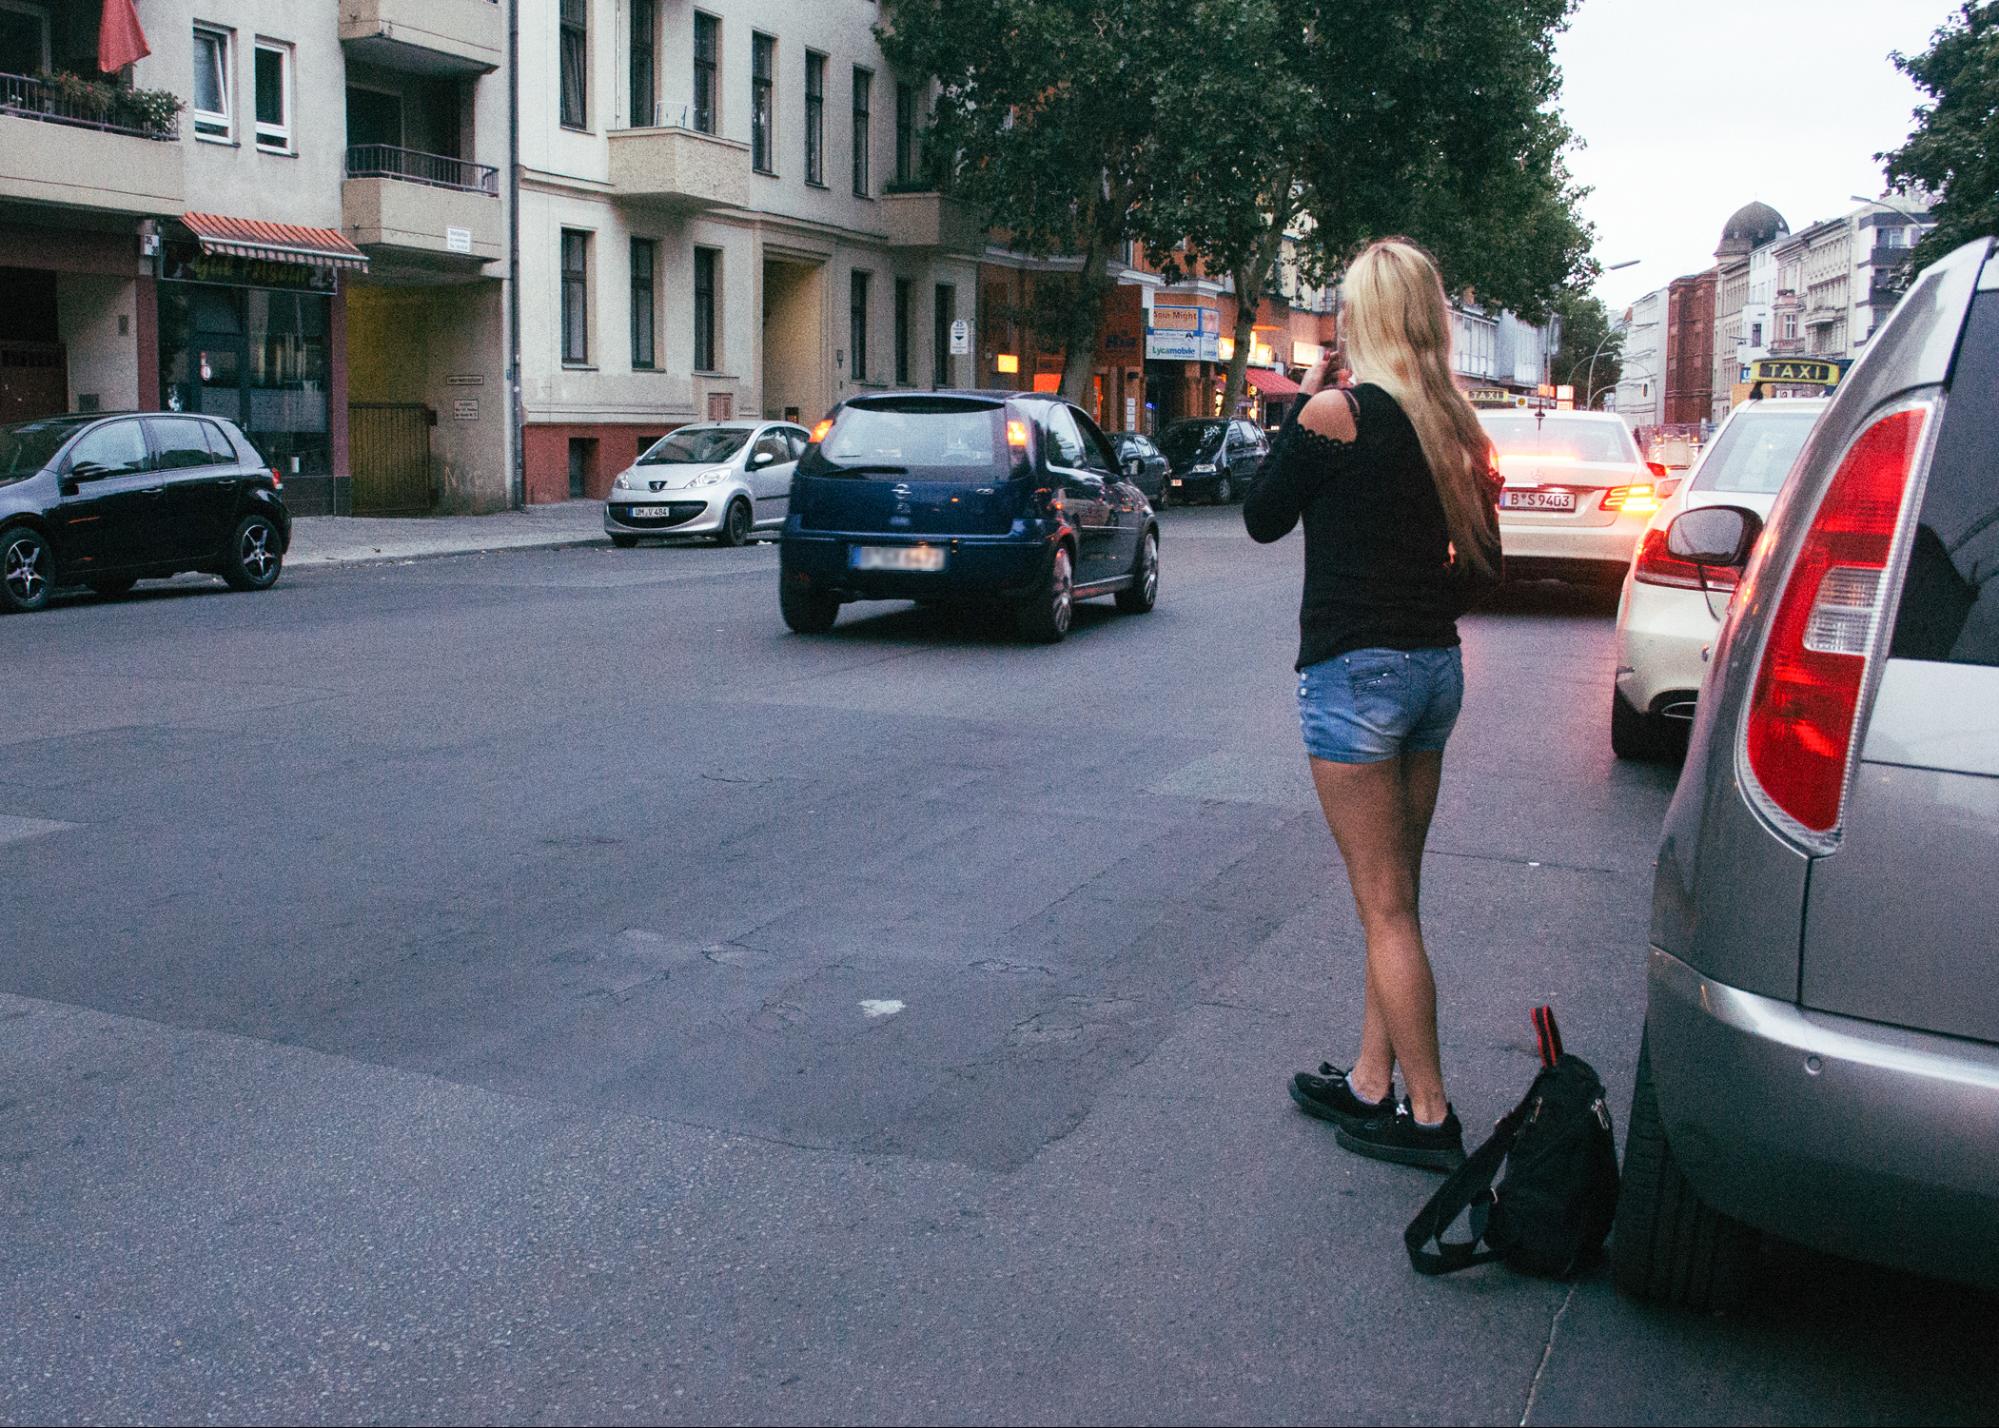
[0,412,291,614]
[1109,430,1171,506]
[779,390,1160,642]
[1157,417,1269,504]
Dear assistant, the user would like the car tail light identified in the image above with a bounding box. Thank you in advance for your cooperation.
[809,417,835,443]
[1007,419,1030,449]
[1743,403,1932,839]
[269,466,283,490]
[1655,476,1680,500]
[1602,483,1658,515]
[1632,526,1737,590]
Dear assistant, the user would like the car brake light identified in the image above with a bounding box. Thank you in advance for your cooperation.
[1007,419,1030,449]
[1602,483,1657,515]
[1655,477,1680,499]
[269,466,283,490]
[1743,403,1931,839]
[810,418,835,443]
[1632,527,1737,591]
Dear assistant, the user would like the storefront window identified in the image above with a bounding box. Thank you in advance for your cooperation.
[159,278,331,477]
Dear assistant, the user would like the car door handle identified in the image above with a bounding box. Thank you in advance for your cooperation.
[140,486,166,496]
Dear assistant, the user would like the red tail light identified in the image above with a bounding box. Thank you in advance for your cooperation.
[1602,483,1658,515]
[1744,404,1931,838]
[269,466,283,490]
[1633,527,1738,591]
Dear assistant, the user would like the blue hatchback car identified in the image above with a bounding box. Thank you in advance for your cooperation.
[778,391,1161,642]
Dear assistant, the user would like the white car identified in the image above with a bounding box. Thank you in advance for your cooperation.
[1477,409,1666,585]
[604,420,810,547]
[1610,398,1829,758]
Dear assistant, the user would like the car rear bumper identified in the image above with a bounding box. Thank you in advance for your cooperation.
[1645,945,1999,1288]
[1500,518,1645,581]
[781,530,1049,601]
[1614,576,1718,716]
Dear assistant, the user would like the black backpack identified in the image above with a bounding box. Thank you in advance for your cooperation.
[1404,1007,1620,1279]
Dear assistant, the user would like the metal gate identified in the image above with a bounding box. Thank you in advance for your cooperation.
[348,402,435,515]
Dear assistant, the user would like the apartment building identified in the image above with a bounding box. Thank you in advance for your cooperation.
[515,0,981,503]
[0,0,513,515]
[1611,286,1665,431]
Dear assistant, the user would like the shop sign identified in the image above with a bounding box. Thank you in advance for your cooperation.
[1146,329,1219,361]
[1148,305,1209,332]
[159,242,336,293]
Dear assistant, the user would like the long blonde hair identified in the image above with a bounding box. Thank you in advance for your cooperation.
[1341,239,1500,577]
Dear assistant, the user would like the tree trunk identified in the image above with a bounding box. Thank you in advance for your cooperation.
[1058,231,1116,407]
[1221,234,1281,419]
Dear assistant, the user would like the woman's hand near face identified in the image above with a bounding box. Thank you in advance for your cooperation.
[1299,350,1352,397]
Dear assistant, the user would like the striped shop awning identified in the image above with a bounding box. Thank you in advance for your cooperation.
[180,212,369,272]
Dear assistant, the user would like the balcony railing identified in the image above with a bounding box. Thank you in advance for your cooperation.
[0,69,179,140]
[345,144,497,196]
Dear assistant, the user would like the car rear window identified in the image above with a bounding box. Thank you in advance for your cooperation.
[806,397,1010,481]
[1890,290,1999,667]
[1159,421,1225,462]
[1478,414,1638,464]
[1692,408,1820,494]
[640,427,751,465]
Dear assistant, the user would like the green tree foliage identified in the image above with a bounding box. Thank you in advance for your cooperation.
[1880,1,1999,274]
[1550,290,1624,410]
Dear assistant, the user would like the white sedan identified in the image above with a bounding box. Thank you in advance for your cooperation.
[1610,398,1828,758]
[1477,409,1667,586]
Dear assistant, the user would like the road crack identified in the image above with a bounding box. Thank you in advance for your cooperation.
[1519,1280,1578,1426]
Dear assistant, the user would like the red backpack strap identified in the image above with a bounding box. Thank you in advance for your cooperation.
[1532,1005,1564,1068]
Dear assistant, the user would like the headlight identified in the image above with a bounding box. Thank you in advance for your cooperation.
[612,471,632,490]
[1191,462,1216,474]
[696,467,731,487]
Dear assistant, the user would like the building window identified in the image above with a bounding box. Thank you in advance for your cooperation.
[850,270,870,382]
[694,246,719,371]
[895,81,916,184]
[1749,321,1763,346]
[252,40,290,152]
[693,12,718,135]
[629,0,656,127]
[751,33,774,172]
[1782,313,1798,341]
[851,67,872,197]
[558,0,587,128]
[933,283,953,386]
[804,51,825,185]
[895,278,912,385]
[630,238,656,370]
[192,25,231,140]
[561,229,590,365]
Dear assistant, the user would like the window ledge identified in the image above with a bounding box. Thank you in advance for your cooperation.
[754,166,778,178]
[562,363,598,371]
[804,179,829,191]
[194,133,239,147]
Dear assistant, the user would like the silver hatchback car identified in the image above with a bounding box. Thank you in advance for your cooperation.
[1615,236,1999,1307]
[604,419,810,547]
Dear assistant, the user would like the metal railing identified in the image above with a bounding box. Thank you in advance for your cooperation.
[344,144,498,195]
[0,69,178,140]
[622,99,727,135]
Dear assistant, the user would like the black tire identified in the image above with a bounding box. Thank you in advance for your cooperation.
[89,576,138,599]
[1,525,54,613]
[1154,483,1171,510]
[716,498,752,547]
[1015,545,1074,643]
[780,578,840,634]
[221,513,283,592]
[1611,688,1673,761]
[1213,473,1234,505]
[611,533,640,549]
[1612,1035,1758,1310]
[1115,529,1159,614]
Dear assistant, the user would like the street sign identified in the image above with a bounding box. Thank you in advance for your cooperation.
[949,319,970,355]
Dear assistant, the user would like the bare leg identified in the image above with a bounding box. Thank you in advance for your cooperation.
[1310,753,1449,1123]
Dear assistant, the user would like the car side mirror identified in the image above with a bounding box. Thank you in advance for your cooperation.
[66,460,110,482]
[748,451,774,470]
[1666,505,1763,569]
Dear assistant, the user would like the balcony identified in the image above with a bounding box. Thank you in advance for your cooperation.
[881,189,984,252]
[340,0,503,75]
[342,146,501,271]
[608,119,749,211]
[0,70,183,214]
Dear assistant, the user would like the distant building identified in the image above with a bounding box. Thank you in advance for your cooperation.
[1850,197,1934,354]
[1710,202,1788,426]
[1613,287,1666,432]
[1664,270,1715,430]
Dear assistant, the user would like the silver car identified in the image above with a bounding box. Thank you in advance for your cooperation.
[604,420,810,547]
[1616,236,1999,1307]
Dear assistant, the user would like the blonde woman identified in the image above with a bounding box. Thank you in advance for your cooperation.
[1244,238,1501,1171]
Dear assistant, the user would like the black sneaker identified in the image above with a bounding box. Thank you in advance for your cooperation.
[1289,1063,1394,1130]
[1334,1098,1467,1171]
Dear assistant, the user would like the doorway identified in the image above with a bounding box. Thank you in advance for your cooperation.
[762,256,826,421]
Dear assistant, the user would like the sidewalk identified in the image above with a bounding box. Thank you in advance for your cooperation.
[286,501,607,569]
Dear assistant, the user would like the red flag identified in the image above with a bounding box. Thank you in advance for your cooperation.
[97,0,151,74]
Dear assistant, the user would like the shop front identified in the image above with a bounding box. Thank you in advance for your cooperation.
[1144,299,1220,429]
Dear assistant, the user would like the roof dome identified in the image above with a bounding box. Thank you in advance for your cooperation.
[1719,201,1789,251]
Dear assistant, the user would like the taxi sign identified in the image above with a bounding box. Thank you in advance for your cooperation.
[1747,359,1845,388]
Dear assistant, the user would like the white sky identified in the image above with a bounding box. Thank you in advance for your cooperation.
[1557,0,1954,314]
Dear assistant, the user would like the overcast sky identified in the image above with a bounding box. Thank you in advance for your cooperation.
[1556,0,1956,314]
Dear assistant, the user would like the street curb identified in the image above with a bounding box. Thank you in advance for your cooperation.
[286,533,612,572]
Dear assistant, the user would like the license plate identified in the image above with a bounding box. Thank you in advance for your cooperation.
[1170,479,1185,487]
[1500,489,1577,513]
[851,544,945,572]
[621,505,663,520]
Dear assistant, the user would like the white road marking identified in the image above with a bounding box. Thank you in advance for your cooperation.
[859,999,905,1019]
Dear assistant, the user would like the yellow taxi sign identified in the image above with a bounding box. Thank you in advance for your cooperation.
[1748,359,1844,388]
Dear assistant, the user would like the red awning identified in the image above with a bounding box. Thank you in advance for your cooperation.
[181,212,369,272]
[1244,366,1301,397]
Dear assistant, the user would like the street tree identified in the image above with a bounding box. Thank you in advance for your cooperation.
[1880,1,1999,275]
[1550,289,1624,409]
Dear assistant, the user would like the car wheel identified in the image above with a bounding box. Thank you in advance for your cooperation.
[780,578,840,634]
[1611,688,1674,761]
[90,577,138,599]
[716,498,752,547]
[1,526,53,614]
[611,533,640,549]
[221,513,283,592]
[1612,1034,1758,1310]
[1213,473,1234,505]
[1016,545,1074,643]
[1115,530,1159,614]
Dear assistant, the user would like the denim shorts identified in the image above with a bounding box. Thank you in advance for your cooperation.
[1297,646,1465,764]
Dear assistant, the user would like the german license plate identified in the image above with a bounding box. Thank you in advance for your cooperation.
[1501,489,1577,513]
[851,544,945,572]
[621,505,661,520]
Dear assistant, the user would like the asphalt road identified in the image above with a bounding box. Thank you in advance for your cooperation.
[2,505,1991,1424]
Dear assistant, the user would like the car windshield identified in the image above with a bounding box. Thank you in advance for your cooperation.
[1693,408,1821,494]
[0,417,89,478]
[806,399,1008,480]
[1158,421,1225,461]
[639,428,751,465]
[1478,414,1638,465]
